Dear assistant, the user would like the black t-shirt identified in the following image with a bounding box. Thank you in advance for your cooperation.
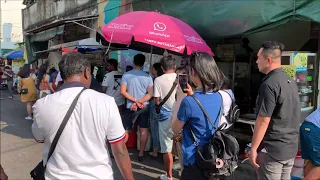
[256,68,301,161]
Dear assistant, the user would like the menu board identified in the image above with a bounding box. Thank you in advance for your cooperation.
[293,53,308,72]
[216,44,235,61]
[281,65,296,79]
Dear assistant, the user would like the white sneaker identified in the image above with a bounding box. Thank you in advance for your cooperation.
[159,174,172,180]
[25,116,33,120]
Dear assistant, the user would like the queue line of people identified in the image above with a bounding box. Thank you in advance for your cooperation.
[2,40,314,180]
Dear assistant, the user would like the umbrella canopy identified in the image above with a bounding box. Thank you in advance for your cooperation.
[102,11,213,56]
[5,49,24,60]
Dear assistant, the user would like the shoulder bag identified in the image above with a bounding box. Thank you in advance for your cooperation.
[188,94,239,177]
[155,77,178,114]
[30,88,86,180]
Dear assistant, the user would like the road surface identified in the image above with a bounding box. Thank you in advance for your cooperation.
[0,90,180,179]
[0,90,254,180]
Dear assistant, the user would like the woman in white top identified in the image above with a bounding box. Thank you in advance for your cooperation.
[218,73,235,130]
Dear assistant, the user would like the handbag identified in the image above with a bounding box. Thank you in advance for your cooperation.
[155,77,178,114]
[21,88,28,94]
[188,94,239,177]
[30,88,86,180]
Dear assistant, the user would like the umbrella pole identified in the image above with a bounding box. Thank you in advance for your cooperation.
[149,45,153,73]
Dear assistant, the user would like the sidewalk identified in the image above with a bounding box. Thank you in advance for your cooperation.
[0,90,255,179]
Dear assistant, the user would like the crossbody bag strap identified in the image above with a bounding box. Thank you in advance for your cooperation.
[191,94,220,130]
[158,77,178,107]
[45,87,86,168]
[222,90,235,102]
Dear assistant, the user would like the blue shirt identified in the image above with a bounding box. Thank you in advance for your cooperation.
[121,69,153,109]
[49,71,58,83]
[177,91,222,166]
[305,108,320,128]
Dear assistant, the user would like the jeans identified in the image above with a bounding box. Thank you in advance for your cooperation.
[149,101,160,151]
[300,121,320,166]
[7,81,13,96]
[257,152,295,180]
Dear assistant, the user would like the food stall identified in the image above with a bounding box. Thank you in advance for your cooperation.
[281,51,319,122]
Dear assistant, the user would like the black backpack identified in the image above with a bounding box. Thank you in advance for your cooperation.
[220,90,240,124]
[189,95,239,177]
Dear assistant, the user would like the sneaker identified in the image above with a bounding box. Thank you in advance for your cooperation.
[25,116,33,120]
[8,96,13,99]
[159,174,172,180]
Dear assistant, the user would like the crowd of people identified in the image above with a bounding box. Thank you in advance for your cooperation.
[0,40,319,180]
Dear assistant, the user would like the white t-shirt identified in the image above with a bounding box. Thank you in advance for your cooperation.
[32,87,126,180]
[154,73,177,111]
[102,71,125,106]
[218,90,234,129]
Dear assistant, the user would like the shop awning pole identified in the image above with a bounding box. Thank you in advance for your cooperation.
[67,20,97,32]
[149,45,153,73]
[232,44,236,92]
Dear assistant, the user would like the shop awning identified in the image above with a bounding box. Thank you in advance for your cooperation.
[30,25,65,42]
[132,0,320,39]
[34,38,107,54]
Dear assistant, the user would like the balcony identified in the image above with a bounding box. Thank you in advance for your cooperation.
[22,0,98,32]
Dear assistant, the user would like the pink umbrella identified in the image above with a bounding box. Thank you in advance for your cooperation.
[101,11,213,56]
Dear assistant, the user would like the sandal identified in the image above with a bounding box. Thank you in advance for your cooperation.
[149,151,158,158]
[138,155,144,162]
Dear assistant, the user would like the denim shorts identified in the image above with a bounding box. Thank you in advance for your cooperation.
[121,105,149,131]
[157,108,174,153]
[300,121,320,166]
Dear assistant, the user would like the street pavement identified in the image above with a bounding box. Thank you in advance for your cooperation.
[0,90,179,180]
[0,89,255,180]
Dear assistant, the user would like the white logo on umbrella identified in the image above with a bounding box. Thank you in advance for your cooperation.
[184,35,203,44]
[154,22,166,32]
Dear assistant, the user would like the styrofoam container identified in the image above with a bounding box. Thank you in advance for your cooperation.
[137,128,152,151]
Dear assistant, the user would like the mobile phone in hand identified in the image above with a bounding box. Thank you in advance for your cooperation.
[178,74,188,93]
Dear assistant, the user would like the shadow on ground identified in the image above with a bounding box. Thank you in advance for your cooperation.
[0,90,34,139]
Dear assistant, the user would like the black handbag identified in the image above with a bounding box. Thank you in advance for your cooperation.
[155,77,178,114]
[21,88,28,94]
[188,95,239,177]
[30,88,86,180]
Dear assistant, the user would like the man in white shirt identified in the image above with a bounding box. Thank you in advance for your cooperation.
[102,59,125,112]
[31,52,134,180]
[154,55,177,180]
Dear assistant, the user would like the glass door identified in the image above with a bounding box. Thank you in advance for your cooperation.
[292,52,317,122]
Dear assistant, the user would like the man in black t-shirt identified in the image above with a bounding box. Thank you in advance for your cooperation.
[250,41,300,180]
